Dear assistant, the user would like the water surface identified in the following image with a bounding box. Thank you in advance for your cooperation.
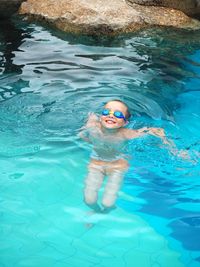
[0,18,200,267]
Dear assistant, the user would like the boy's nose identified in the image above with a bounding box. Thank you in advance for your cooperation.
[108,114,115,119]
[108,111,114,117]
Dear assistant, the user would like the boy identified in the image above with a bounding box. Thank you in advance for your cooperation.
[79,99,170,213]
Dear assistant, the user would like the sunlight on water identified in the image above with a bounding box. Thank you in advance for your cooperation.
[0,18,200,267]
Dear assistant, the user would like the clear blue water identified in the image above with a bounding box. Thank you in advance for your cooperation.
[0,18,200,267]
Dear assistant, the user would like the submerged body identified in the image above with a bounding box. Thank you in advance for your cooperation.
[82,119,130,210]
[85,124,129,161]
[80,100,167,212]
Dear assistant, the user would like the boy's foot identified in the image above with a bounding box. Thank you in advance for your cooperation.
[87,203,102,213]
[101,205,116,214]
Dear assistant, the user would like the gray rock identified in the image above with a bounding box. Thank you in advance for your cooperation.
[126,0,200,18]
[0,0,25,18]
[19,0,200,35]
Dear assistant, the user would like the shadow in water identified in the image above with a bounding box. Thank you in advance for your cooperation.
[0,18,31,100]
[0,18,30,74]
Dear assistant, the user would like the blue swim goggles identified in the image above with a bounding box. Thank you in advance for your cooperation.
[101,109,126,121]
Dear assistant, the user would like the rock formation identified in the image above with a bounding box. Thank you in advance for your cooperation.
[19,0,200,35]
[127,0,200,18]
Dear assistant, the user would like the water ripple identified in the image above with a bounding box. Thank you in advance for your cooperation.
[0,18,200,265]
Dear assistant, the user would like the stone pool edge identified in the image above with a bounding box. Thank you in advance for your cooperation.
[18,0,200,36]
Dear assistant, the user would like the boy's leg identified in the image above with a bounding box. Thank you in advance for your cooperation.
[84,164,104,211]
[102,169,125,209]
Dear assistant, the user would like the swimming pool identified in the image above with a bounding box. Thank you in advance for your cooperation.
[0,17,200,267]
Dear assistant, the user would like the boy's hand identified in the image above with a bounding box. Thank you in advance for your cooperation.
[88,112,98,120]
[86,112,99,127]
[171,148,191,161]
[177,149,191,160]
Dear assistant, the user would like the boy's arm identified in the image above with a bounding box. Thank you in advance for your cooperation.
[125,127,190,160]
[145,127,171,145]
[78,112,99,143]
[147,128,190,159]
[125,127,167,141]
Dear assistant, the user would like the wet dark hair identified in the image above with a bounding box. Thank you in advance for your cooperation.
[106,99,131,119]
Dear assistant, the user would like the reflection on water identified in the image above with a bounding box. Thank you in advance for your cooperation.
[0,17,200,267]
[1,19,200,121]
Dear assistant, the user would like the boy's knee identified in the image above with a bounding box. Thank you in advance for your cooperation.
[84,197,96,205]
[102,194,116,208]
[84,190,97,205]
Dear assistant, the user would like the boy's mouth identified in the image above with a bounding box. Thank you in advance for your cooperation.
[105,119,116,124]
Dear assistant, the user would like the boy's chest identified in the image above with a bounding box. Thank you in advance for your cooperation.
[89,130,126,149]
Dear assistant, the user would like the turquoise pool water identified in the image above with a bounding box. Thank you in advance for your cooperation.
[0,18,200,267]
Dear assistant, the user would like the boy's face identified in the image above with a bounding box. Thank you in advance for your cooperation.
[100,101,128,130]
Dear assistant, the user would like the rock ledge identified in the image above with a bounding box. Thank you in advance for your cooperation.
[19,0,200,35]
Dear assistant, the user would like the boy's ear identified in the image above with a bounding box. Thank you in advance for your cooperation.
[124,120,129,126]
